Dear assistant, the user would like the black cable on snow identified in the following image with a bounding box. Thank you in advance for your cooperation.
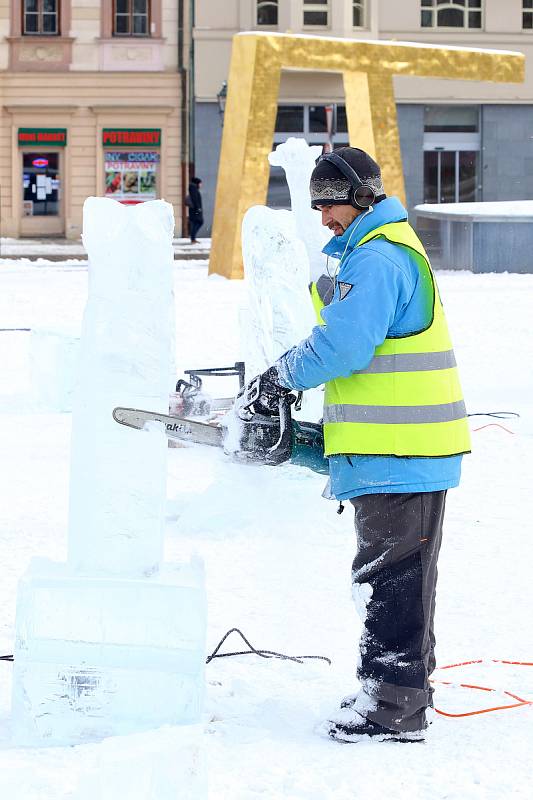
[0,655,13,661]
[205,628,331,666]
[0,328,31,332]
[467,411,520,419]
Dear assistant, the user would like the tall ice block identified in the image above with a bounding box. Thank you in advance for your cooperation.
[12,558,206,746]
[68,198,175,576]
[11,199,207,756]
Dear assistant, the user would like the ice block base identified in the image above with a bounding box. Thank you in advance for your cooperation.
[11,558,206,746]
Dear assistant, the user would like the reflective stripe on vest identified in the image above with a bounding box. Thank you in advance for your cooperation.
[323,399,467,425]
[311,220,471,458]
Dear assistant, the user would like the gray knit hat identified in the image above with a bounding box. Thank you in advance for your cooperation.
[310,147,386,209]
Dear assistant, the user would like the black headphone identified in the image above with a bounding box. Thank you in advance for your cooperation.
[316,152,376,210]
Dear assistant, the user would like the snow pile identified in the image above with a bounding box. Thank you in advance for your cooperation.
[415,200,533,218]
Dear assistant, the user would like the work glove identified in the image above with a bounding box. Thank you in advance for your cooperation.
[250,366,291,416]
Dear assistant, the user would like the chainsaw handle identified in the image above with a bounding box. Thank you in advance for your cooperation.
[269,394,293,460]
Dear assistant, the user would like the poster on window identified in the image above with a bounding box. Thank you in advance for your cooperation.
[104,151,159,202]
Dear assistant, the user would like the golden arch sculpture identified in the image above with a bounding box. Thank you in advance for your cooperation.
[209,32,524,279]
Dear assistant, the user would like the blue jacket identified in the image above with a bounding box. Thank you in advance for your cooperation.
[275,197,462,500]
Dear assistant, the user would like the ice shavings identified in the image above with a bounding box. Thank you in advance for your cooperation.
[220,405,244,457]
[352,581,373,621]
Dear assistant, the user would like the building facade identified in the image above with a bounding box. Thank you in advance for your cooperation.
[0,0,193,239]
[194,0,533,232]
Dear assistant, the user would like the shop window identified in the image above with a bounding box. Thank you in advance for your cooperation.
[303,0,329,27]
[424,105,479,133]
[336,105,348,133]
[421,0,482,29]
[256,0,278,26]
[309,105,328,133]
[104,151,159,203]
[23,152,60,216]
[113,0,150,36]
[275,105,304,133]
[353,0,366,28]
[23,0,59,35]
[524,0,533,30]
[423,150,479,203]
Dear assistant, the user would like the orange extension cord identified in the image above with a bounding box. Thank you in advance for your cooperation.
[431,659,533,718]
[471,423,515,435]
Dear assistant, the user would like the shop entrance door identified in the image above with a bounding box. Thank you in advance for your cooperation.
[20,151,64,236]
[423,149,479,204]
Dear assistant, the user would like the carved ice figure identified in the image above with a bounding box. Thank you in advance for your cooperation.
[240,138,332,420]
[268,137,331,283]
[241,206,314,379]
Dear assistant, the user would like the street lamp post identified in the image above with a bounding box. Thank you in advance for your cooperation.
[216,81,228,124]
[324,104,337,153]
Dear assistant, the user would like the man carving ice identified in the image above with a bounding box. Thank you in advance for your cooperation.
[254,146,471,742]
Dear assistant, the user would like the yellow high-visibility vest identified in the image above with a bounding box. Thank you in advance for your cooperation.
[311,221,471,457]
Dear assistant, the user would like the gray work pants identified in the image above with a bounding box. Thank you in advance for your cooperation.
[350,491,446,732]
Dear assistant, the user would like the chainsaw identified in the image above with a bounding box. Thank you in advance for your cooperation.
[112,363,328,474]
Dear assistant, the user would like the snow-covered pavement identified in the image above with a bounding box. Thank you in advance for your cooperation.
[0,259,532,798]
[0,237,211,261]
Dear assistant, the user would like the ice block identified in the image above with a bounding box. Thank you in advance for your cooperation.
[68,198,175,576]
[12,558,206,746]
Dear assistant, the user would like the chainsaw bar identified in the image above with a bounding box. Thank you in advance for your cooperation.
[112,407,224,447]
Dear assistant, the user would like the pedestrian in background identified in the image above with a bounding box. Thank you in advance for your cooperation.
[187,176,204,244]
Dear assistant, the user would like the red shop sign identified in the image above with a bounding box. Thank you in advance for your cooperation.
[102,129,161,147]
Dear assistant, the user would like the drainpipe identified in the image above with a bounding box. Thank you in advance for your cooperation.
[178,0,187,237]
[188,0,196,181]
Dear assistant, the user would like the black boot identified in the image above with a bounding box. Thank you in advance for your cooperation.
[322,710,426,743]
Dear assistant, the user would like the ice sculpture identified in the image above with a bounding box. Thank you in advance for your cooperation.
[11,199,207,753]
[12,558,206,745]
[241,138,331,419]
[241,206,315,378]
[268,137,330,282]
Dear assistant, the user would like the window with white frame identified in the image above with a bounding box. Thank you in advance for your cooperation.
[421,0,482,29]
[353,0,366,28]
[256,0,278,26]
[303,0,329,27]
[524,0,533,30]
[113,0,150,36]
[23,0,59,34]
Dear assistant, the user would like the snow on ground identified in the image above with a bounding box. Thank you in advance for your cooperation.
[414,200,533,217]
[0,258,532,798]
[0,237,211,260]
